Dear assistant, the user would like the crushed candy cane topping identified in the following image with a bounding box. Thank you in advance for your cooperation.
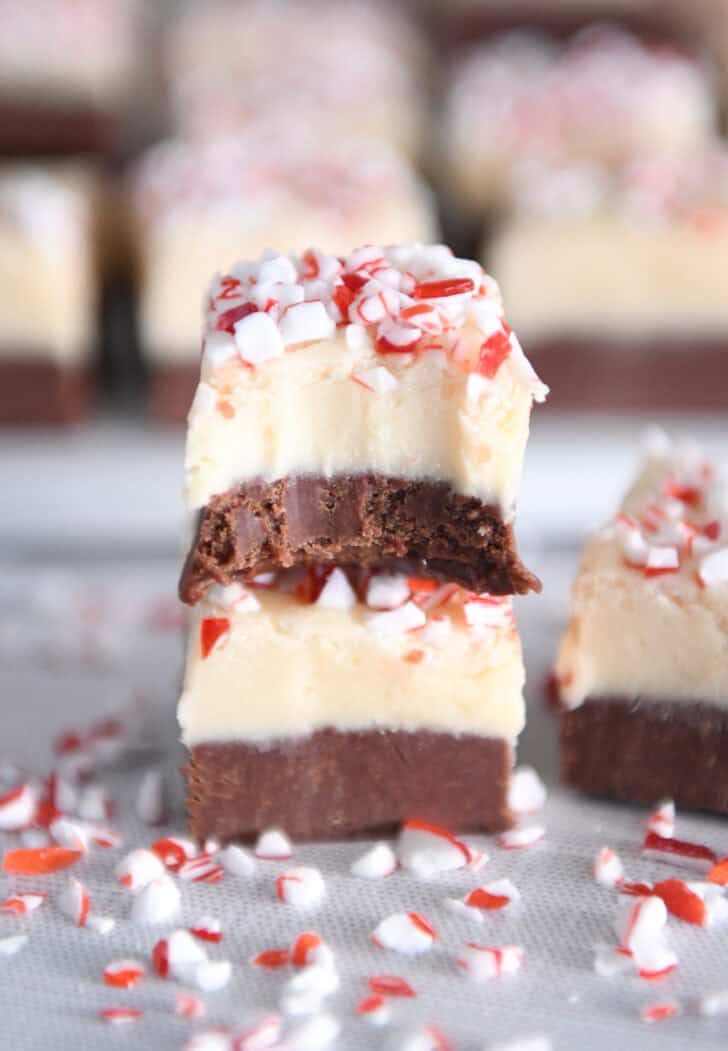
[197,243,546,400]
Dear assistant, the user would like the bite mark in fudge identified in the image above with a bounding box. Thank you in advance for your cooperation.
[179,475,540,603]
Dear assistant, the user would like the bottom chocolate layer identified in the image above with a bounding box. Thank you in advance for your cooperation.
[0,360,91,424]
[180,475,540,601]
[187,730,514,842]
[528,336,728,409]
[148,363,199,424]
[562,698,728,814]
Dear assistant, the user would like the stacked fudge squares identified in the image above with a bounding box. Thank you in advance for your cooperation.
[178,242,547,843]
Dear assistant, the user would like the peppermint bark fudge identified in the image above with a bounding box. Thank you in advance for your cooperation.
[0,166,97,424]
[180,243,547,600]
[558,435,728,812]
[488,148,728,407]
[130,140,437,422]
[181,569,525,840]
[443,25,715,220]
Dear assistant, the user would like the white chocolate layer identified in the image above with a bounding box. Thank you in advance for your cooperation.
[557,436,728,708]
[179,584,525,746]
[0,167,96,363]
[184,244,546,512]
[132,140,438,362]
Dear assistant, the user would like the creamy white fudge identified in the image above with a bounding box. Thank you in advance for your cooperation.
[163,0,427,157]
[0,166,96,364]
[558,434,728,708]
[131,139,438,365]
[489,148,728,338]
[444,25,716,216]
[185,243,547,516]
[179,570,524,746]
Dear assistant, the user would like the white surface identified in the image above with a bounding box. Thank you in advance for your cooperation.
[1,557,728,1049]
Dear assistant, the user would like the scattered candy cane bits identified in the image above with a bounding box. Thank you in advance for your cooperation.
[652,879,706,927]
[100,1008,143,1025]
[372,912,437,955]
[350,842,397,879]
[708,858,728,885]
[2,847,82,874]
[190,917,223,943]
[356,994,391,1024]
[640,1002,680,1024]
[57,878,90,927]
[116,848,165,891]
[179,853,224,884]
[176,992,206,1021]
[642,830,716,870]
[0,893,46,916]
[497,825,545,850]
[0,783,37,831]
[255,828,293,860]
[397,817,472,877]
[647,799,675,839]
[276,867,325,907]
[457,944,524,981]
[104,959,146,988]
[290,932,322,967]
[253,949,290,970]
[151,836,196,872]
[593,847,624,888]
[367,975,416,998]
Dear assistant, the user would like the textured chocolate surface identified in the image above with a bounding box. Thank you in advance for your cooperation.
[180,476,540,602]
[148,363,198,424]
[562,697,728,814]
[0,360,91,424]
[529,337,728,410]
[187,729,514,842]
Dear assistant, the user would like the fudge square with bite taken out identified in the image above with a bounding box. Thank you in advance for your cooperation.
[558,432,728,813]
[178,242,547,841]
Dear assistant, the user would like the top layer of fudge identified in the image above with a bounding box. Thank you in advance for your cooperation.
[488,145,728,338]
[444,25,716,216]
[163,0,427,158]
[557,432,728,709]
[180,243,547,602]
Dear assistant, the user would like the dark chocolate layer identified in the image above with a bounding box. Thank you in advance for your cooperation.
[0,101,121,158]
[562,697,728,814]
[180,475,540,603]
[148,363,199,424]
[0,360,91,424]
[528,337,728,410]
[187,729,514,842]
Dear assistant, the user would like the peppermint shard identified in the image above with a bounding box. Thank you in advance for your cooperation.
[558,433,728,813]
[178,243,546,840]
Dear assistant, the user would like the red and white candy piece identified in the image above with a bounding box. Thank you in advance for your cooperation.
[457,943,524,981]
[255,828,292,860]
[151,836,197,872]
[368,975,416,998]
[230,1014,283,1050]
[219,843,256,877]
[507,767,547,816]
[290,932,324,968]
[57,878,90,927]
[276,867,325,908]
[49,817,91,853]
[234,311,284,365]
[350,842,397,879]
[315,568,356,611]
[103,958,145,988]
[130,875,180,925]
[176,991,206,1021]
[116,848,164,891]
[642,830,716,873]
[279,300,335,347]
[646,799,675,839]
[397,818,472,878]
[497,825,545,850]
[592,847,624,888]
[179,853,224,884]
[462,878,521,913]
[0,892,46,916]
[200,617,230,659]
[356,994,391,1025]
[191,916,223,942]
[136,769,165,826]
[77,784,111,823]
[365,574,411,611]
[640,1002,680,1024]
[100,1008,143,1025]
[0,784,37,831]
[252,948,290,970]
[207,582,261,614]
[462,595,512,632]
[698,548,728,588]
[351,366,398,395]
[365,601,426,639]
[372,912,437,955]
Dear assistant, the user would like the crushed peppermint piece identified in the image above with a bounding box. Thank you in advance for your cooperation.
[640,1002,680,1023]
[498,825,545,850]
[176,991,206,1020]
[397,818,471,877]
[219,843,256,877]
[103,959,145,988]
[351,842,397,879]
[365,601,426,639]
[647,799,675,839]
[290,932,323,968]
[0,934,28,957]
[116,848,165,891]
[356,994,391,1025]
[508,767,547,816]
[231,1014,282,1050]
[642,830,716,872]
[57,878,90,927]
[100,1008,143,1025]
[464,878,520,912]
[130,875,180,925]
[696,990,728,1016]
[253,949,290,970]
[315,568,357,611]
[0,783,36,831]
[276,867,325,908]
[2,846,82,875]
[367,975,416,998]
[151,836,196,872]
[178,853,224,883]
[255,828,293,860]
[0,893,46,916]
[190,916,223,943]
[593,847,624,887]
[372,912,436,954]
[457,943,524,981]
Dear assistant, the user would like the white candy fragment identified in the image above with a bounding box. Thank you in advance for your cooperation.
[0,934,28,957]
[57,878,90,927]
[372,912,436,955]
[136,769,165,825]
[189,959,232,992]
[463,596,512,631]
[190,382,218,416]
[647,799,675,839]
[344,323,371,351]
[351,842,397,879]
[498,825,545,850]
[207,582,260,614]
[283,1013,340,1050]
[645,546,679,572]
[352,366,398,394]
[219,843,256,878]
[168,929,208,979]
[234,311,284,365]
[49,816,91,853]
[183,1032,231,1051]
[77,784,110,822]
[116,848,165,891]
[697,990,728,1016]
[614,895,677,976]
[280,300,335,346]
[508,767,547,816]
[255,828,292,860]
[203,331,237,369]
[0,893,46,917]
[87,914,116,935]
[593,847,624,888]
[699,548,728,588]
[0,784,36,831]
[259,255,298,285]
[687,882,728,927]
[315,569,356,611]
[593,944,634,978]
[487,1037,553,1051]
[277,867,325,908]
[365,575,410,611]
[130,875,180,925]
[365,601,426,640]
[281,963,341,1016]
[400,1027,451,1051]
[397,819,471,878]
[457,943,524,981]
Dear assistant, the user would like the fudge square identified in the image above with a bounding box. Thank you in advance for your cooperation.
[181,569,525,841]
[558,433,728,812]
[180,243,547,602]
